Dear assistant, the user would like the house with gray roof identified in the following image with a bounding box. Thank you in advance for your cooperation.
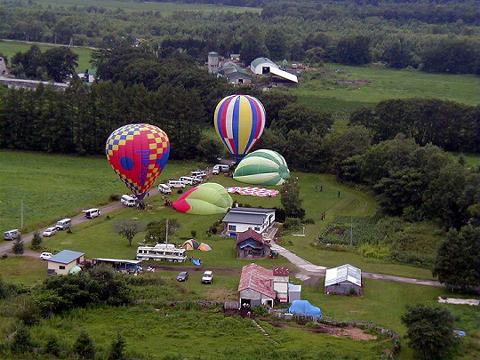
[47,250,85,276]
[222,207,275,238]
[324,264,362,296]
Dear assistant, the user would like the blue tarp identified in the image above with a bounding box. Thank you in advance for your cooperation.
[191,258,202,266]
[288,300,322,320]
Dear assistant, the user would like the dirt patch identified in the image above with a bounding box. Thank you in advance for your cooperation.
[152,265,239,275]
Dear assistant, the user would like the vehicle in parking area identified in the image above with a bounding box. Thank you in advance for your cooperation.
[83,208,101,219]
[212,164,230,175]
[39,252,53,260]
[55,218,72,230]
[191,176,203,184]
[158,183,172,194]
[42,227,57,237]
[191,170,207,178]
[121,194,137,207]
[179,176,195,186]
[168,180,186,188]
[201,270,213,284]
[3,229,21,241]
[176,271,189,282]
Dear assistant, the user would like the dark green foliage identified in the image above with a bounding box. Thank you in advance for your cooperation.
[145,219,180,244]
[280,178,305,219]
[273,103,332,137]
[433,225,480,292]
[73,331,96,360]
[401,305,456,360]
[17,300,41,326]
[240,28,268,65]
[108,333,127,360]
[336,36,371,65]
[115,219,144,247]
[10,325,34,353]
[30,231,42,250]
[44,335,61,357]
[34,266,131,317]
[283,217,302,230]
[381,37,414,69]
[196,136,224,164]
[0,278,18,299]
[12,237,23,254]
[422,39,479,74]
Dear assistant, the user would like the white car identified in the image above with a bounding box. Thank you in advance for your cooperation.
[42,227,57,237]
[158,184,172,194]
[201,270,213,284]
[167,180,186,188]
[191,170,207,178]
[39,252,53,260]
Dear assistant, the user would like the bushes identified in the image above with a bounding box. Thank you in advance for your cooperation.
[73,331,96,360]
[283,218,302,231]
[357,243,391,260]
[109,194,121,201]
[10,326,34,354]
[30,232,42,250]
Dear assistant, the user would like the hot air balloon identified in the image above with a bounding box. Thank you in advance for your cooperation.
[214,95,266,160]
[106,124,170,205]
[233,149,290,186]
[172,183,233,215]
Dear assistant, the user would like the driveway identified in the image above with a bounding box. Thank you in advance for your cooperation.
[271,243,442,287]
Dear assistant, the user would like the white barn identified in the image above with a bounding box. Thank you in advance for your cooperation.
[250,57,298,83]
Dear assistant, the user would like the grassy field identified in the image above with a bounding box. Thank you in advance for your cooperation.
[0,40,93,71]
[294,63,480,120]
[33,0,261,14]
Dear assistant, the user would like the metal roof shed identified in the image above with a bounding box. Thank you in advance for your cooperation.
[49,250,85,264]
[325,264,362,296]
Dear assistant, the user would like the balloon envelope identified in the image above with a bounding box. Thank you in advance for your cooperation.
[106,123,170,199]
[233,149,290,186]
[214,95,266,158]
[172,183,233,215]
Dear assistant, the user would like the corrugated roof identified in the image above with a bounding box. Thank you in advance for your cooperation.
[236,229,263,244]
[251,57,277,69]
[238,263,276,299]
[94,258,142,265]
[49,250,84,264]
[273,266,289,276]
[269,67,298,83]
[223,207,275,225]
[325,264,362,287]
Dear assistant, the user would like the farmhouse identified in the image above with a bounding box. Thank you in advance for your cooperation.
[136,243,186,262]
[238,263,295,308]
[222,207,275,238]
[47,250,85,276]
[218,61,253,85]
[250,57,298,84]
[236,229,271,259]
[325,264,362,296]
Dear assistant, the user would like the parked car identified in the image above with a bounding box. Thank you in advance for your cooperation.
[176,271,189,282]
[55,218,71,230]
[212,164,230,175]
[39,252,53,260]
[168,180,186,188]
[42,227,57,237]
[201,270,213,284]
[191,175,203,184]
[179,176,195,186]
[3,229,20,241]
[121,194,137,207]
[83,208,101,219]
[191,170,207,178]
[158,183,172,194]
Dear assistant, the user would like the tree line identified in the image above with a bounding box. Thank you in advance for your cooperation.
[351,99,480,153]
[1,0,479,74]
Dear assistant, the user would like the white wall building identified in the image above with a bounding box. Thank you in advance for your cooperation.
[250,57,298,83]
[222,207,275,238]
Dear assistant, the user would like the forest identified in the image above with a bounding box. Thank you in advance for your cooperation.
[0,0,479,74]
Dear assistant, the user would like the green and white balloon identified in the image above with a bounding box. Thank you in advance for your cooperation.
[233,149,290,186]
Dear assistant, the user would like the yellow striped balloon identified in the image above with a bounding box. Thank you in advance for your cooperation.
[213,95,266,159]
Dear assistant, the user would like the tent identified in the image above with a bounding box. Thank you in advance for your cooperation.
[288,300,322,320]
[198,243,212,252]
[191,258,202,266]
[69,265,82,275]
[182,239,200,250]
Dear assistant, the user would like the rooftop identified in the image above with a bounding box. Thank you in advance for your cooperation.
[48,250,84,264]
[238,263,276,299]
[325,264,362,287]
[251,57,277,69]
[273,266,289,276]
[236,228,264,244]
[94,258,142,265]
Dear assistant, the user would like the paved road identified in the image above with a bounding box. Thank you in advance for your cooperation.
[0,187,163,256]
[271,243,442,287]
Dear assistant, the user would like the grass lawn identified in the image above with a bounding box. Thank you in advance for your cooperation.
[31,0,261,14]
[0,40,93,71]
[294,63,480,120]
[450,152,480,170]
[0,256,46,285]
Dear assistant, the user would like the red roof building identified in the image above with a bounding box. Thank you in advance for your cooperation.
[236,229,271,259]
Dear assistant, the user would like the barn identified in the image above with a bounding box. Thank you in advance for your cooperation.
[250,57,298,84]
[238,263,276,308]
[236,229,271,259]
[324,264,362,296]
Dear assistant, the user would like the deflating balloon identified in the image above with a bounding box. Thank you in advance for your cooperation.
[214,95,266,159]
[172,183,233,215]
[233,149,290,186]
[106,123,170,199]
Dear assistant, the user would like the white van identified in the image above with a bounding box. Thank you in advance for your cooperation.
[55,218,72,230]
[83,208,101,219]
[212,164,230,175]
[158,184,172,194]
[121,195,137,207]
[191,170,207,178]
[179,176,195,186]
[3,229,20,241]
[167,180,186,188]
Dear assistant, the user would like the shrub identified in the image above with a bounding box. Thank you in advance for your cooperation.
[177,189,183,194]
[357,243,390,259]
[191,230,197,238]
[30,232,42,250]
[303,218,315,224]
[10,326,34,353]
[73,331,95,360]
[17,301,41,326]
[109,194,121,201]
[12,237,24,255]
[0,278,17,299]
[283,217,302,230]
[108,333,126,360]
[252,305,269,317]
[44,335,61,357]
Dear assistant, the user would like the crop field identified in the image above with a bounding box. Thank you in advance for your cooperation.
[0,40,93,71]
[294,63,480,119]
[31,0,262,14]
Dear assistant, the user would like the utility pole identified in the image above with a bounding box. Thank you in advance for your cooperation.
[350,216,353,246]
[165,218,169,244]
[20,200,24,229]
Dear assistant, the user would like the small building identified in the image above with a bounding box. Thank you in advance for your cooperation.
[238,263,276,308]
[208,51,220,74]
[236,229,271,259]
[325,264,362,296]
[47,250,85,276]
[288,283,302,302]
[93,258,142,272]
[250,57,298,84]
[273,266,289,303]
[222,207,275,238]
[217,61,252,85]
[136,243,186,262]
[230,53,241,62]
